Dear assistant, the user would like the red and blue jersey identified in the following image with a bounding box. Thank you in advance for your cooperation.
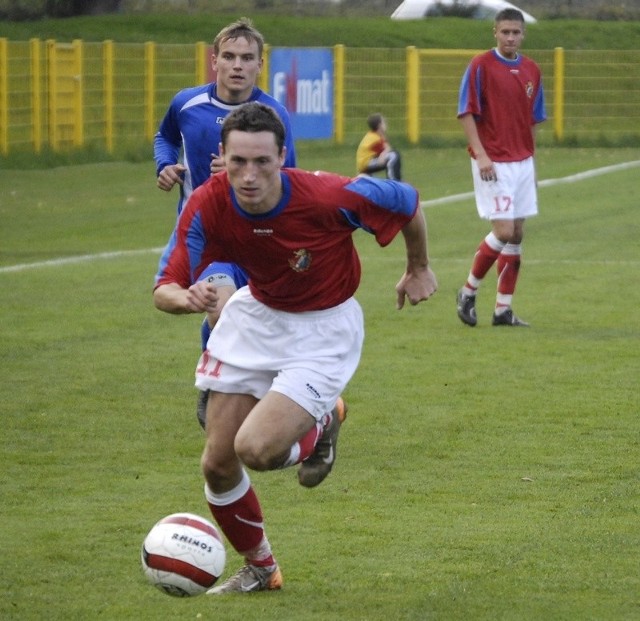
[154,83,296,214]
[457,49,546,162]
[155,170,419,312]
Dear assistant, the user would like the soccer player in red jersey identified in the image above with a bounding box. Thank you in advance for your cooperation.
[456,8,546,327]
[154,102,437,594]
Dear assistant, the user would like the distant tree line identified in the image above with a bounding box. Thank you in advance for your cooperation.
[0,0,637,21]
[0,0,122,19]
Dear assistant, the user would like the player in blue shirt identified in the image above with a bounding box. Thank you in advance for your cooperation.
[154,18,296,428]
[154,18,296,213]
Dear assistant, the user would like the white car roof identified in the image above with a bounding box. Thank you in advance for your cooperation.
[391,0,538,23]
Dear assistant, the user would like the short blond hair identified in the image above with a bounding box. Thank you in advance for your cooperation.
[213,17,264,57]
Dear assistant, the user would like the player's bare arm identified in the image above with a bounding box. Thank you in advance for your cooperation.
[459,114,496,181]
[531,125,539,185]
[396,207,438,309]
[157,163,187,191]
[154,281,220,314]
[205,284,237,327]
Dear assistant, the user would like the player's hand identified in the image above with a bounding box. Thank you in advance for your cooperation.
[395,266,438,310]
[204,284,237,327]
[185,280,220,314]
[157,164,186,191]
[477,153,496,182]
[210,153,225,175]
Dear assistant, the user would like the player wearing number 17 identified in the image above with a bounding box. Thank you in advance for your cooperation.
[455,8,546,328]
[153,102,437,594]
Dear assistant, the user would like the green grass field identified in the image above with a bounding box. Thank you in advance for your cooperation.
[1,146,639,620]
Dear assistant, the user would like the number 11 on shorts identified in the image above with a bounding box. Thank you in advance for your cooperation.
[196,350,223,378]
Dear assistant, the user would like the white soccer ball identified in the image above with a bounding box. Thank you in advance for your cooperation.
[141,512,226,597]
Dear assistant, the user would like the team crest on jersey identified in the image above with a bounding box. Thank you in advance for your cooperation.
[289,249,312,272]
[525,81,534,98]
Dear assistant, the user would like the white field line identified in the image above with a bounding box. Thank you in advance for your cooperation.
[1,160,639,275]
[0,247,166,274]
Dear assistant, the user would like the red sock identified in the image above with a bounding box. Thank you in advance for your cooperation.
[496,245,521,307]
[296,419,324,462]
[207,483,275,567]
[280,416,327,467]
[469,234,505,283]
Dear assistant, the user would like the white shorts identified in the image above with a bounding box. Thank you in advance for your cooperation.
[194,287,364,422]
[471,157,539,221]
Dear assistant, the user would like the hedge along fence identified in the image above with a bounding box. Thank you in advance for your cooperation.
[1,38,639,156]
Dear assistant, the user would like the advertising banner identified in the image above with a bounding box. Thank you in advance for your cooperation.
[269,48,333,140]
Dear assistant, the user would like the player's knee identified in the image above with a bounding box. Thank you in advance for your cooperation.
[201,447,234,484]
[234,433,268,471]
[234,432,284,471]
[493,222,515,243]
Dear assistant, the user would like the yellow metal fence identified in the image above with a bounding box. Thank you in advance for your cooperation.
[1,38,639,156]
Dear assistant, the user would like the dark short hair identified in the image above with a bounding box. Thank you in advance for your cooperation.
[495,8,525,24]
[213,17,264,57]
[221,102,285,153]
[367,113,383,131]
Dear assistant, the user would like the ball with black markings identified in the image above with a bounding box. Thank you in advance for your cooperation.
[141,512,226,597]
